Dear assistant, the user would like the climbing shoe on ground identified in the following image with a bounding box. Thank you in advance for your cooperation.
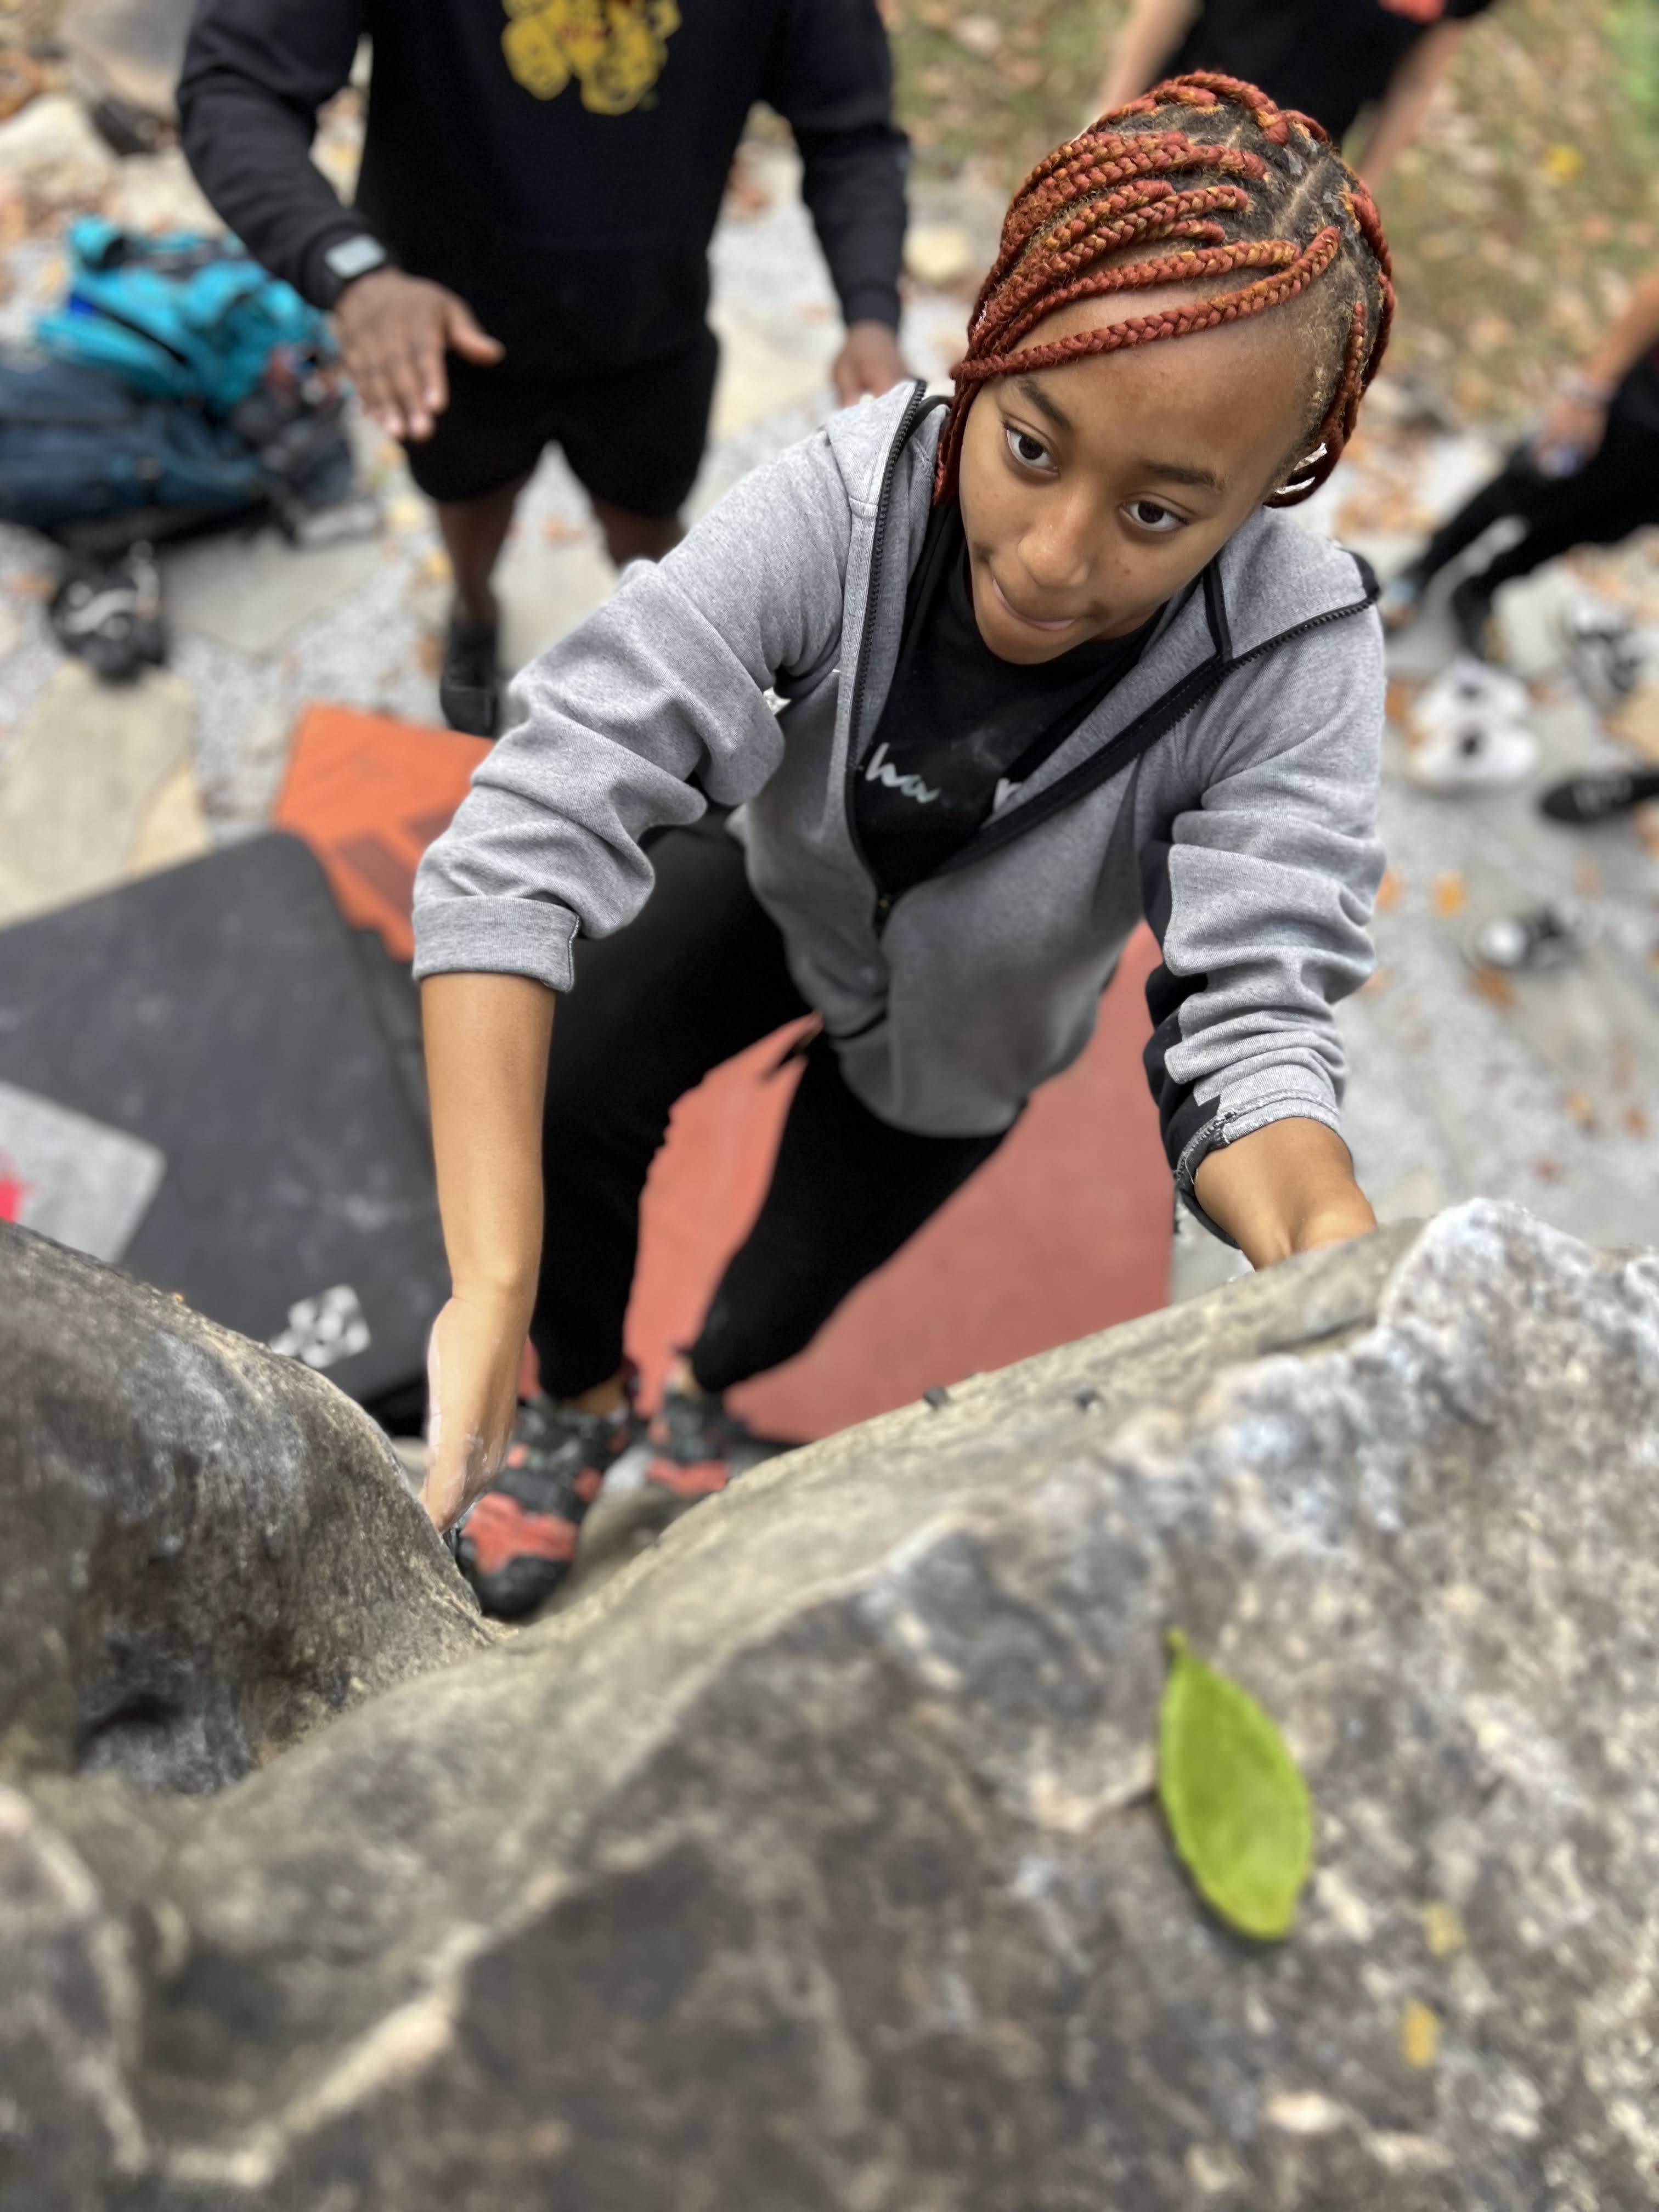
[1402,717,1538,793]
[641,1380,795,1515]
[1411,652,1531,734]
[1465,902,1583,975]
[1539,766,1659,825]
[50,543,166,680]
[456,1368,644,1619]
[1561,597,1644,709]
[1403,654,1536,793]
[438,612,501,738]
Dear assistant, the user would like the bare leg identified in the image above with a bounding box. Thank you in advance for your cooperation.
[590,497,684,568]
[436,471,531,626]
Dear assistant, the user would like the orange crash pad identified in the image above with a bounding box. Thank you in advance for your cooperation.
[274,703,489,962]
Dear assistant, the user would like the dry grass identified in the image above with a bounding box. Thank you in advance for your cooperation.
[887,0,1659,427]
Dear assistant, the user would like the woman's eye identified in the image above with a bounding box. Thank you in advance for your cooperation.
[1126,498,1184,534]
[1005,425,1053,470]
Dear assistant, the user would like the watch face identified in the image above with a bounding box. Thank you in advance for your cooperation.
[327,236,386,282]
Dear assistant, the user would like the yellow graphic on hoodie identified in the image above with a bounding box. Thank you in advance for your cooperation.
[502,0,681,114]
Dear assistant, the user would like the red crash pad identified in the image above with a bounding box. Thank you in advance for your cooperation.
[630,929,1172,1440]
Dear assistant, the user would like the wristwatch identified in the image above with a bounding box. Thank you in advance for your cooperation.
[319,233,390,305]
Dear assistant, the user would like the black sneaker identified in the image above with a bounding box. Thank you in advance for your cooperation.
[1539,768,1659,825]
[1465,903,1583,974]
[456,1367,644,1619]
[641,1381,796,1513]
[438,613,501,738]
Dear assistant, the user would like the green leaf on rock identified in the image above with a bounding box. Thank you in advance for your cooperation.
[1156,1629,1312,1942]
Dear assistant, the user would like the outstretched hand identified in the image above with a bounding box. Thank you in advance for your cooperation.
[420,1292,526,1534]
[335,268,504,443]
[832,319,910,408]
[1532,390,1609,478]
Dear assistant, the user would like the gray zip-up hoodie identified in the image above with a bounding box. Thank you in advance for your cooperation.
[413,381,1385,1232]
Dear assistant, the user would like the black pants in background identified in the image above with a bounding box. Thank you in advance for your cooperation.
[1411,365,1659,601]
[529,814,1007,1400]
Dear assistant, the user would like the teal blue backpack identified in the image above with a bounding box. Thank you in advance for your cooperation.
[35,219,335,416]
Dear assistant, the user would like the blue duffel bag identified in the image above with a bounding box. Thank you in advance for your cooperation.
[0,353,272,535]
[34,219,335,415]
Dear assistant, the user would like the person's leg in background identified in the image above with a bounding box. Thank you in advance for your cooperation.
[1447,400,1659,653]
[1379,454,1537,629]
[458,812,812,1617]
[588,500,685,567]
[405,355,561,736]
[642,1030,1008,1499]
[552,327,718,573]
[407,334,717,733]
[437,473,532,631]
[1386,391,1659,648]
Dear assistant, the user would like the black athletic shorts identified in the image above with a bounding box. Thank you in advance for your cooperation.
[404,326,719,517]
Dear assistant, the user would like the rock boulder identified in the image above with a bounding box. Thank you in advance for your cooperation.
[8,1203,1659,2210]
[0,1219,492,1793]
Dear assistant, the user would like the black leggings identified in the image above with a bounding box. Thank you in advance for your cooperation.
[1410,374,1659,600]
[529,814,1007,1399]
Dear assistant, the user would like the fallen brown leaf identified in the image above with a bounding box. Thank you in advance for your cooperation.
[1470,967,1514,1008]
[1384,680,1418,729]
[1432,872,1468,918]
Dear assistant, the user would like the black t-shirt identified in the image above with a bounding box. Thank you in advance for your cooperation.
[1169,0,1497,143]
[854,503,1155,900]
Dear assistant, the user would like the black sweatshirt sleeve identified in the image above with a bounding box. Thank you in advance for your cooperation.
[176,0,374,311]
[763,0,909,330]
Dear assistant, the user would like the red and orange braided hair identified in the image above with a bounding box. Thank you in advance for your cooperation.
[935,72,1395,509]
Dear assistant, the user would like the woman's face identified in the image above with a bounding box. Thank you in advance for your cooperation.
[956,287,1318,663]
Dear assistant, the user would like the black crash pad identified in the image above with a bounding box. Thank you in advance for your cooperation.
[0,831,446,1404]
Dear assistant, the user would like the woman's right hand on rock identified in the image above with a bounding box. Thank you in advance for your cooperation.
[420,1292,526,1534]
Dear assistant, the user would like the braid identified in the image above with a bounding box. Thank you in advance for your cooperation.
[935,74,1395,507]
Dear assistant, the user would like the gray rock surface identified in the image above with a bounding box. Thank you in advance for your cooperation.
[0,1219,492,1793]
[9,1201,1659,2209]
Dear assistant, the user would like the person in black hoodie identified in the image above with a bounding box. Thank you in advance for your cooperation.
[178,0,911,735]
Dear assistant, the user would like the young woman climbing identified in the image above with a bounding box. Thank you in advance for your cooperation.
[412,73,1396,1616]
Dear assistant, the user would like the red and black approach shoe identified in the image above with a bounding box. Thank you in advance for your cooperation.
[641,1380,797,1516]
[456,1369,643,1620]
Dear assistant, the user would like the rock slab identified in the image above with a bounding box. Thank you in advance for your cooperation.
[8,1203,1659,2209]
[0,1218,492,1795]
